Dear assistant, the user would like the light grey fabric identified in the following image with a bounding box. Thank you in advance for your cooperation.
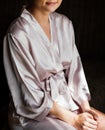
[4,8,90,130]
[25,117,77,130]
[10,117,77,130]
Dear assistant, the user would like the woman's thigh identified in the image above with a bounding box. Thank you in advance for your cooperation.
[24,117,77,130]
[92,108,105,130]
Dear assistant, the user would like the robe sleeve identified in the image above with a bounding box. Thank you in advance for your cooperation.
[3,33,53,121]
[68,22,91,105]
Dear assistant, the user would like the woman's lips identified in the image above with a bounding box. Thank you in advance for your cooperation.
[46,2,57,6]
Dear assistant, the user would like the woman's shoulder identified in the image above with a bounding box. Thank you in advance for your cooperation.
[6,17,24,35]
[51,12,72,24]
[50,12,74,32]
[5,15,30,40]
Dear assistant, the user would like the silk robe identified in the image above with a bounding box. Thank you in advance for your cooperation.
[3,9,91,130]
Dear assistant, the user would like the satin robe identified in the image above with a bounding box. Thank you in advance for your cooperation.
[3,9,91,130]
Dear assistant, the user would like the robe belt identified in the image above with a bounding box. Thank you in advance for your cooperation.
[45,71,68,100]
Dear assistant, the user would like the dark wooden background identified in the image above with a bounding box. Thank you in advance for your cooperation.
[0,0,105,129]
[57,0,105,60]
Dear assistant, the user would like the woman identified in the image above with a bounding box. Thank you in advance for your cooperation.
[3,0,105,130]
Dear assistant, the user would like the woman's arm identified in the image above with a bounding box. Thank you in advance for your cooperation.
[81,100,91,112]
[49,101,77,125]
[80,100,98,121]
[4,33,53,121]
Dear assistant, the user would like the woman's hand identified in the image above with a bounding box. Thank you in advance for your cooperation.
[80,100,98,121]
[73,112,98,130]
[85,108,98,121]
[49,102,98,130]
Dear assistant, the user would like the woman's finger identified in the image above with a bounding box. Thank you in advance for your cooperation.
[85,109,98,120]
[82,125,97,130]
[83,120,97,129]
[87,117,98,125]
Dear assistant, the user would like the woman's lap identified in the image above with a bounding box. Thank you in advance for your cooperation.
[92,108,105,130]
[9,109,105,130]
[9,117,76,130]
[25,117,76,130]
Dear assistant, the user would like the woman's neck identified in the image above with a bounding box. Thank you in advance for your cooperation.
[27,6,51,42]
[27,6,50,26]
